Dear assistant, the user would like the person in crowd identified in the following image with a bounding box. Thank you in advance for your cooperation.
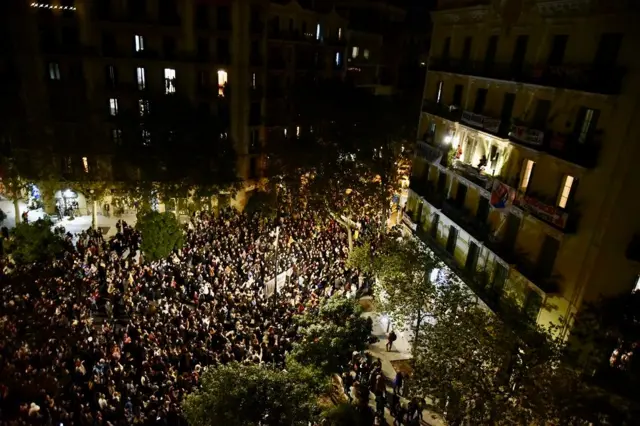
[0,202,386,425]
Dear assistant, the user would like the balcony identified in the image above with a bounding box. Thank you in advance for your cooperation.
[421,99,462,122]
[429,58,625,95]
[509,124,602,168]
[442,199,491,242]
[415,141,445,164]
[409,180,444,209]
[514,191,577,233]
[460,110,510,138]
[450,161,494,191]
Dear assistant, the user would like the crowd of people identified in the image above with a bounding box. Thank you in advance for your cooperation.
[0,206,385,425]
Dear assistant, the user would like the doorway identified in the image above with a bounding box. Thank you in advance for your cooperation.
[446,226,458,255]
[465,241,479,273]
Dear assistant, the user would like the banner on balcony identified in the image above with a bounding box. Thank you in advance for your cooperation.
[416,141,442,164]
[402,212,418,231]
[511,125,544,146]
[490,180,515,210]
[515,194,569,229]
[461,111,501,134]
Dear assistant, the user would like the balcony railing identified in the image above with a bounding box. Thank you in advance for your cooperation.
[460,110,510,138]
[430,58,625,95]
[421,99,462,122]
[442,199,491,242]
[509,124,602,168]
[409,180,444,209]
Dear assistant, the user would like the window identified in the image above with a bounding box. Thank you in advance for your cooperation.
[296,126,301,137]
[111,128,123,145]
[338,28,342,40]
[49,62,61,80]
[105,65,117,87]
[142,129,151,146]
[520,159,535,192]
[197,37,209,59]
[484,35,498,68]
[435,81,443,104]
[352,46,359,58]
[557,175,575,209]
[217,69,228,97]
[547,35,568,66]
[135,34,145,52]
[335,52,341,66]
[363,49,370,59]
[461,37,472,65]
[136,67,146,90]
[109,98,119,116]
[577,107,599,143]
[634,275,640,293]
[452,84,463,107]
[473,88,487,113]
[593,33,623,68]
[163,36,176,58]
[139,99,150,116]
[82,157,89,173]
[442,37,451,61]
[252,72,256,88]
[164,68,176,93]
[316,23,321,40]
[284,128,288,137]
[532,99,551,128]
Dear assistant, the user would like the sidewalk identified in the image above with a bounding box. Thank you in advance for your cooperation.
[361,297,445,426]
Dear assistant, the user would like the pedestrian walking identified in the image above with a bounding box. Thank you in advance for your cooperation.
[386,330,397,352]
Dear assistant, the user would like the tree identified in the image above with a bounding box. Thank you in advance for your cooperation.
[135,210,184,261]
[409,281,597,425]
[320,402,374,426]
[292,296,373,376]
[244,190,278,218]
[5,217,64,266]
[348,234,445,352]
[182,361,325,426]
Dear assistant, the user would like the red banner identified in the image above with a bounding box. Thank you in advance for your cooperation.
[515,194,568,229]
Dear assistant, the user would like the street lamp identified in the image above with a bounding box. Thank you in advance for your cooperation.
[273,225,280,316]
[89,189,96,230]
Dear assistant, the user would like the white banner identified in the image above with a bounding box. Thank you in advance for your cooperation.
[510,125,545,146]
[265,267,294,298]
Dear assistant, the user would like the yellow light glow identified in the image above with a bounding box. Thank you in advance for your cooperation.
[217,69,228,97]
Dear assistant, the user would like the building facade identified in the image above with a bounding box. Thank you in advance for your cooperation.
[407,0,640,337]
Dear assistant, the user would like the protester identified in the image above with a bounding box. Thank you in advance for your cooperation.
[0,206,381,425]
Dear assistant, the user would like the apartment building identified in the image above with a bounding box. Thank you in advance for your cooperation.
[406,0,640,337]
[1,0,352,213]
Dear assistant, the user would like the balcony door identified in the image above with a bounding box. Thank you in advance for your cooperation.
[437,171,447,194]
[446,226,458,255]
[430,213,440,238]
[511,35,529,76]
[476,196,490,223]
[536,235,559,279]
[593,33,623,69]
[465,241,479,273]
[547,35,568,66]
[454,183,467,208]
[503,212,521,251]
[492,262,508,294]
[500,93,516,125]
[452,84,464,108]
[484,35,498,73]
[461,37,473,68]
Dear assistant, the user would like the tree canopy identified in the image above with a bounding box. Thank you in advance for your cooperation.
[182,361,325,426]
[5,217,64,266]
[292,296,373,376]
[136,210,184,261]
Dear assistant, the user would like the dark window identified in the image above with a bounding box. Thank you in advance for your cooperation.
[466,241,479,273]
[105,65,117,87]
[39,25,57,52]
[446,226,458,255]
[461,37,472,66]
[511,35,529,75]
[289,18,294,32]
[430,213,439,238]
[593,33,623,68]
[503,212,521,250]
[158,0,178,24]
[454,184,467,208]
[195,4,209,29]
[217,6,231,30]
[536,235,560,279]
[547,35,568,66]
[61,26,79,46]
[101,32,116,55]
[476,197,489,223]
[437,171,447,194]
[69,62,84,80]
[574,107,600,143]
[128,0,146,19]
[532,99,551,128]
[500,93,515,124]
[442,37,451,62]
[492,263,508,294]
[217,38,230,62]
[452,84,464,107]
[473,88,488,114]
[249,102,261,125]
[163,37,176,59]
[484,35,498,70]
[197,71,210,89]
[197,37,209,59]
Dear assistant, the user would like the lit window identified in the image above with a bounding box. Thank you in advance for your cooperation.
[352,46,359,58]
[296,126,301,137]
[142,129,151,146]
[316,23,321,40]
[310,125,313,133]
[338,28,342,40]
[82,157,89,173]
[335,52,341,66]
[579,108,595,143]
[136,67,146,90]
[139,99,150,116]
[363,49,370,59]
[135,35,145,52]
[284,128,288,137]
[164,68,176,93]
[557,175,574,209]
[520,159,535,192]
[217,69,228,97]
[436,81,443,104]
[49,62,61,80]
[634,275,640,293]
[109,98,119,116]
[112,128,122,145]
[252,72,256,89]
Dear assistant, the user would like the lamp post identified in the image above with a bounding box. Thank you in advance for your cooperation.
[89,189,97,230]
[273,225,280,316]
